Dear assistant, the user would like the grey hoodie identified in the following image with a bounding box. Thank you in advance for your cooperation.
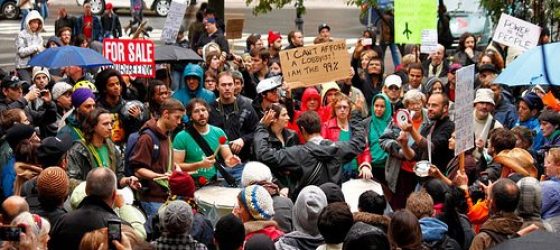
[275,185,327,250]
[15,10,44,69]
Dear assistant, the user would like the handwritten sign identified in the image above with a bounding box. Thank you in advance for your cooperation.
[102,39,155,77]
[395,0,437,44]
[492,13,541,51]
[454,64,475,156]
[225,18,244,40]
[160,0,190,44]
[420,29,438,54]
[279,40,350,89]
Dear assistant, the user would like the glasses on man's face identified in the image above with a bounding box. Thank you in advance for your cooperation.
[388,86,400,91]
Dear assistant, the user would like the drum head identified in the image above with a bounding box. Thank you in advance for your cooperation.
[342,179,384,212]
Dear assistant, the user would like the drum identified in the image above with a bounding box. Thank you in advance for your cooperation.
[342,179,384,212]
[195,186,241,225]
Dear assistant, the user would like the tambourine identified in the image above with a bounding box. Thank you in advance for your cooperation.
[394,109,411,127]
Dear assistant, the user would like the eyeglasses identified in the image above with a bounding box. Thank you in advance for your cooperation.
[388,86,400,91]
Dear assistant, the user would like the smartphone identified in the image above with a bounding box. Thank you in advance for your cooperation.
[362,38,373,46]
[107,220,122,243]
[0,225,23,241]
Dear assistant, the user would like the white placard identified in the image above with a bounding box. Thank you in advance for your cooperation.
[454,64,475,156]
[160,0,190,44]
[420,29,438,54]
[492,13,542,51]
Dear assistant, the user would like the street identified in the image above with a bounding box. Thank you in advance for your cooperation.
[0,1,398,71]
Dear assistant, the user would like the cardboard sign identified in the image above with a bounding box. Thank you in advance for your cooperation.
[420,29,438,54]
[492,13,541,51]
[160,0,190,44]
[454,64,475,156]
[225,18,244,40]
[102,39,155,77]
[279,40,350,89]
[395,0,437,44]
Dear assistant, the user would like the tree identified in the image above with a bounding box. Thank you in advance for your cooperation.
[244,0,306,31]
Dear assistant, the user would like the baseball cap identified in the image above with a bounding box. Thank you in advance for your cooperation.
[318,23,330,33]
[384,75,402,88]
[37,135,73,167]
[1,75,26,89]
[51,82,73,100]
[105,2,113,10]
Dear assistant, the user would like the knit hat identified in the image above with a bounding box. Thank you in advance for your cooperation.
[521,92,544,111]
[37,167,69,203]
[51,81,73,100]
[473,88,495,105]
[241,161,272,187]
[319,182,345,203]
[161,200,193,234]
[343,222,390,250]
[293,185,327,236]
[267,31,282,46]
[240,185,275,220]
[37,135,73,168]
[71,88,95,108]
[516,177,542,217]
[169,170,195,198]
[105,2,113,10]
[32,67,50,82]
[206,17,216,24]
[5,123,35,150]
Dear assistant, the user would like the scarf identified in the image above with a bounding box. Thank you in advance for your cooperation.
[369,94,393,166]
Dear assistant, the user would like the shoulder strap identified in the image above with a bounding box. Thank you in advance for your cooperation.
[141,128,160,163]
[185,123,237,186]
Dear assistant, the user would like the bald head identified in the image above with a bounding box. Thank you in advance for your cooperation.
[2,196,29,223]
[85,168,117,206]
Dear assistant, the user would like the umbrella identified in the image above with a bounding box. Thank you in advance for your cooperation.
[155,45,203,63]
[490,230,560,249]
[494,42,560,86]
[28,46,113,69]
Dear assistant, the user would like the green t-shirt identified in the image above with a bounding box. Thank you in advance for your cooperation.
[339,129,358,172]
[95,144,110,168]
[173,126,228,181]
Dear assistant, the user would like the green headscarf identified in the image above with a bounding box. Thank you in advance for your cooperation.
[369,94,393,166]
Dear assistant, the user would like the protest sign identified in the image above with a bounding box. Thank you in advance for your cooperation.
[225,18,244,40]
[492,13,541,51]
[454,64,475,156]
[395,0,437,44]
[279,40,350,89]
[420,29,438,54]
[103,39,155,77]
[160,0,190,44]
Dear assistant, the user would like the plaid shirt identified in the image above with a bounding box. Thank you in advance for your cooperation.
[154,233,208,250]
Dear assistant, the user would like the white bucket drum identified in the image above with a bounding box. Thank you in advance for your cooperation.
[342,179,384,212]
[195,186,241,225]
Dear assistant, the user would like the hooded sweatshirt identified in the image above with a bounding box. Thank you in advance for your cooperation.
[275,185,326,250]
[16,10,44,69]
[172,64,216,108]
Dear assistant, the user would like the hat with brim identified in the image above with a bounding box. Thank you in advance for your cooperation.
[473,88,495,105]
[493,148,538,178]
[1,75,26,89]
[256,76,282,94]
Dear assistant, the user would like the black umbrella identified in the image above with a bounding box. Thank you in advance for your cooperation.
[490,230,560,250]
[154,45,203,63]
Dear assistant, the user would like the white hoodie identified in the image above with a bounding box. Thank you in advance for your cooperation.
[15,10,44,69]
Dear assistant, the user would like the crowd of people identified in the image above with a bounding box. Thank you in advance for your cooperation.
[2,0,560,249]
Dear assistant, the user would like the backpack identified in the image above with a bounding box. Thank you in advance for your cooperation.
[124,127,160,177]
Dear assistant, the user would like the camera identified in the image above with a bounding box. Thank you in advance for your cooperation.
[107,219,121,250]
[0,225,23,241]
[40,90,49,97]
[468,174,490,203]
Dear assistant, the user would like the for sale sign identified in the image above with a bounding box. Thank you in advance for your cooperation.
[102,39,156,77]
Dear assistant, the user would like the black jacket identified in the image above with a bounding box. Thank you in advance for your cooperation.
[209,97,259,161]
[49,196,123,250]
[0,96,57,130]
[101,13,122,38]
[412,116,455,172]
[253,115,366,200]
[195,30,229,54]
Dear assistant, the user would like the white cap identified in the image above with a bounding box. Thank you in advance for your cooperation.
[51,81,73,100]
[256,76,282,94]
[384,74,402,88]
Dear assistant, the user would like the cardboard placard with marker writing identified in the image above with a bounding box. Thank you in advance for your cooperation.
[279,40,350,89]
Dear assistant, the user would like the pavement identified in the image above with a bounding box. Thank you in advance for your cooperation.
[0,1,399,71]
